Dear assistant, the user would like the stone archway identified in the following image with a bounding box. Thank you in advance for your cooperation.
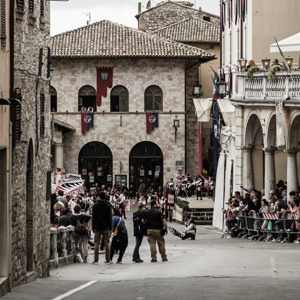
[244,113,264,191]
[78,141,113,190]
[129,141,163,191]
[26,139,34,272]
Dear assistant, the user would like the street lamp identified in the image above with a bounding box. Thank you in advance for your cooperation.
[261,57,271,70]
[192,81,203,98]
[239,58,247,71]
[173,115,180,143]
[217,82,227,97]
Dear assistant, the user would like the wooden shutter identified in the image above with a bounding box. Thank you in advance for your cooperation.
[29,0,34,14]
[40,0,44,17]
[0,0,5,50]
[40,90,45,138]
[16,0,24,11]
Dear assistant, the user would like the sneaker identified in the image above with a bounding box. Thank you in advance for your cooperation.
[91,261,98,265]
[116,260,122,264]
[151,259,157,262]
[294,240,300,244]
[133,259,143,263]
[105,261,112,265]
[162,258,168,262]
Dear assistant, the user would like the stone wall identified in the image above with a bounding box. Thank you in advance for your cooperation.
[138,1,219,32]
[11,0,51,287]
[51,58,191,184]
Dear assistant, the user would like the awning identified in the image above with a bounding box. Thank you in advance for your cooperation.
[270,32,300,53]
[54,118,76,133]
[193,98,235,124]
[193,98,212,122]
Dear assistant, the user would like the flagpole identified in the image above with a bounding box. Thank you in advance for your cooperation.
[198,121,203,176]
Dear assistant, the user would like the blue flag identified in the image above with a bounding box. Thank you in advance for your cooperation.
[212,101,219,178]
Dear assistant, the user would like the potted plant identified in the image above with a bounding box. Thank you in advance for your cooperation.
[268,65,283,81]
[246,66,260,78]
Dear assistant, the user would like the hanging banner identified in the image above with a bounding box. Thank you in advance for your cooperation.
[212,100,219,178]
[87,107,94,130]
[96,67,113,106]
[146,111,159,134]
[81,107,88,135]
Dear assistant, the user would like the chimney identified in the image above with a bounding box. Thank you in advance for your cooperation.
[198,7,203,19]
[138,2,142,14]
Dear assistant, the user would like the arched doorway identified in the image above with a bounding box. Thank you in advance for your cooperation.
[78,142,112,190]
[129,142,163,191]
[245,114,264,190]
[26,139,34,272]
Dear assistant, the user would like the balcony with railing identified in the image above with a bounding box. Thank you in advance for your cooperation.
[236,71,300,101]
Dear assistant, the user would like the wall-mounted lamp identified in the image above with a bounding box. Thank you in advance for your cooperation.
[217,82,227,97]
[14,87,21,99]
[192,80,203,98]
[173,115,180,143]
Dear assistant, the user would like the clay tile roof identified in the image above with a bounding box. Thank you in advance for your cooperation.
[50,20,215,60]
[153,17,220,44]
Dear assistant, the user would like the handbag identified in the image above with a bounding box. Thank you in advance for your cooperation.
[113,217,122,237]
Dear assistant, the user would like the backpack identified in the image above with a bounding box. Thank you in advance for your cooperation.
[76,217,86,234]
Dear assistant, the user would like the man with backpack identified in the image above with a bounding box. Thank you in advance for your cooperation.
[70,205,91,263]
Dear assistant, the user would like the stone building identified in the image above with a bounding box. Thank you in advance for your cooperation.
[0,0,51,295]
[135,0,220,32]
[50,20,215,191]
[212,0,300,229]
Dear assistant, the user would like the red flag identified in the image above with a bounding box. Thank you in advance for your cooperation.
[96,67,113,106]
[146,0,151,9]
[146,112,153,134]
[81,108,88,135]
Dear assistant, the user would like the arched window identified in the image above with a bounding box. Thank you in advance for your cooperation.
[145,85,163,111]
[50,86,57,112]
[110,85,129,112]
[78,85,96,112]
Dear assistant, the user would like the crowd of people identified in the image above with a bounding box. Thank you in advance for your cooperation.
[222,180,300,243]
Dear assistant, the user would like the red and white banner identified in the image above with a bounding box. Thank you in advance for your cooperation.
[96,67,113,106]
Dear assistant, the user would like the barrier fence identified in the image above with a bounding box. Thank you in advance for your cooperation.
[223,212,300,243]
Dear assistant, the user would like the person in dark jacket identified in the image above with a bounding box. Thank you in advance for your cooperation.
[143,200,168,262]
[132,203,146,263]
[92,192,112,264]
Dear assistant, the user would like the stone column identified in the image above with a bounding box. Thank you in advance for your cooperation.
[55,142,64,171]
[58,226,67,258]
[264,147,276,197]
[242,145,253,189]
[50,227,58,266]
[286,150,298,193]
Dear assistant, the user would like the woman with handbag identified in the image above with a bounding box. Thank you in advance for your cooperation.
[110,207,128,264]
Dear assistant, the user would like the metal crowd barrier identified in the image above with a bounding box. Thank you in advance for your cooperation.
[230,212,300,242]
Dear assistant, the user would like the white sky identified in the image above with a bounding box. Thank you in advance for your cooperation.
[50,0,220,36]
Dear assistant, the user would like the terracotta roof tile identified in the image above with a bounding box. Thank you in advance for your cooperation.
[50,20,215,59]
[153,17,220,44]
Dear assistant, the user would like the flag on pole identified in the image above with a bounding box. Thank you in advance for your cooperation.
[146,0,151,9]
[210,75,219,93]
[210,66,219,81]
[274,37,290,71]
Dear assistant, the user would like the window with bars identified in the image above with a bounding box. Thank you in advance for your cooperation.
[40,0,44,17]
[16,0,24,11]
[40,90,45,138]
[29,0,34,14]
[0,0,6,50]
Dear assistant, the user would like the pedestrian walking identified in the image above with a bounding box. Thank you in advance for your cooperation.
[132,203,146,263]
[92,192,112,265]
[70,205,91,263]
[143,200,168,262]
[110,208,128,264]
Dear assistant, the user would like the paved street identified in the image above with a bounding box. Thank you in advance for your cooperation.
[3,205,300,300]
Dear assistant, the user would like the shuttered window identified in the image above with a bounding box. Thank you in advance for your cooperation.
[16,0,24,11]
[40,0,44,17]
[40,90,45,138]
[0,0,5,50]
[29,0,34,14]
